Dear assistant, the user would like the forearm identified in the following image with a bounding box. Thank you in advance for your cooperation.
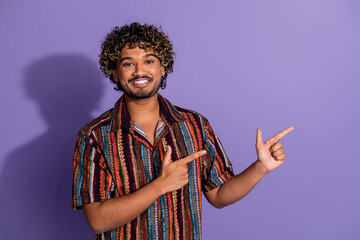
[83,178,166,234]
[214,160,268,208]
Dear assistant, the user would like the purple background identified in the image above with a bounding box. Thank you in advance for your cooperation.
[1,0,359,239]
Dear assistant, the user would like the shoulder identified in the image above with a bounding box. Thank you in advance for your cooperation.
[174,105,207,119]
[79,108,113,137]
[172,105,212,129]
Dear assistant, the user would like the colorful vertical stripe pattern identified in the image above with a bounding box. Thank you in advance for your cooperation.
[72,94,234,240]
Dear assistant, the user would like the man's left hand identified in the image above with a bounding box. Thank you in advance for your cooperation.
[255,126,294,174]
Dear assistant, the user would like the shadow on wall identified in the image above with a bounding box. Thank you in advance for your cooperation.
[0,54,104,239]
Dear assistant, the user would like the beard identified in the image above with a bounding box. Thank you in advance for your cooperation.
[117,76,161,99]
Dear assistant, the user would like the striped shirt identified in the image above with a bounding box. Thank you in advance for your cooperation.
[72,94,234,240]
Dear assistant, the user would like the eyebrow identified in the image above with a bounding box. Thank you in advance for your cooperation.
[144,53,158,58]
[119,57,132,63]
[119,53,159,63]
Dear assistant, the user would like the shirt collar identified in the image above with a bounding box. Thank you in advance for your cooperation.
[109,93,185,132]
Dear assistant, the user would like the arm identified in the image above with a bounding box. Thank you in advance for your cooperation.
[204,160,266,209]
[83,146,206,234]
[204,127,294,209]
[83,177,163,234]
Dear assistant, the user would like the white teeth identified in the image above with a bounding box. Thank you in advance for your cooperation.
[134,80,149,84]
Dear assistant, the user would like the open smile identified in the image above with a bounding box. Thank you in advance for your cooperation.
[133,79,149,84]
[129,77,153,88]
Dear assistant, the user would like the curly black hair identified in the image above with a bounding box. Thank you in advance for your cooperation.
[99,22,175,90]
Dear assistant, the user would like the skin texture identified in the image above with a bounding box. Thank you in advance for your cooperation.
[83,45,295,234]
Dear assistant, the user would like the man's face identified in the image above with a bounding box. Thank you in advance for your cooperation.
[113,45,165,99]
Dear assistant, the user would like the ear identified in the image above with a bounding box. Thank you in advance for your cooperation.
[112,69,118,82]
[161,65,165,77]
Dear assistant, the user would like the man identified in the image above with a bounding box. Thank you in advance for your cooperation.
[72,22,294,240]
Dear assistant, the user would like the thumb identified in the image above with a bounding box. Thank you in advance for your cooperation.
[256,128,263,147]
[162,145,172,166]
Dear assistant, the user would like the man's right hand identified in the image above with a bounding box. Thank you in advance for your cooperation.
[157,146,207,193]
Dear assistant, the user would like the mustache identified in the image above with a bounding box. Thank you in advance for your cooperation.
[128,75,153,82]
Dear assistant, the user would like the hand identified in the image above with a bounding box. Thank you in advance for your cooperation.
[255,126,294,174]
[158,146,207,193]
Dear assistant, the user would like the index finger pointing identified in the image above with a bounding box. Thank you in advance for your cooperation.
[179,150,207,164]
[273,126,295,142]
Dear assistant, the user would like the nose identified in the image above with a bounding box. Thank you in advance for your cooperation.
[133,61,145,76]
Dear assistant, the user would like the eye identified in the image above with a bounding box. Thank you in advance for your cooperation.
[145,60,154,64]
[122,62,133,67]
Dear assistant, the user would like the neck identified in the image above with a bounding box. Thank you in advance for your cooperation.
[124,93,160,123]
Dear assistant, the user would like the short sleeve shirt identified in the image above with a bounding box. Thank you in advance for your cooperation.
[72,94,234,240]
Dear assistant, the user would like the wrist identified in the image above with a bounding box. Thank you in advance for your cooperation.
[152,177,167,196]
[253,160,269,176]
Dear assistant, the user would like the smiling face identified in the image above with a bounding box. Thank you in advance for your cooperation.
[113,45,165,99]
